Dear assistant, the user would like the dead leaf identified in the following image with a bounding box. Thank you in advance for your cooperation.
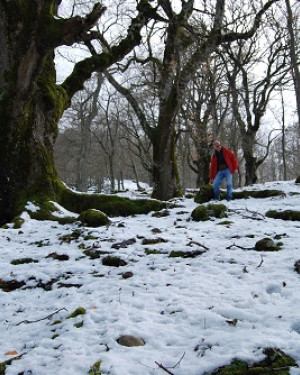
[5,350,18,356]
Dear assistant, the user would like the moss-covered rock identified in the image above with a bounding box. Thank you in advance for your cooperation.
[194,184,214,204]
[102,256,127,267]
[295,176,300,183]
[57,185,166,217]
[233,189,284,200]
[191,205,210,221]
[254,238,281,251]
[78,209,110,227]
[266,210,300,221]
[192,204,227,221]
[207,203,227,219]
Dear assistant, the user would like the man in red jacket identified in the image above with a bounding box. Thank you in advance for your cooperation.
[209,140,238,201]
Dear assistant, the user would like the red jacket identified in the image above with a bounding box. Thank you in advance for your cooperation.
[209,147,238,180]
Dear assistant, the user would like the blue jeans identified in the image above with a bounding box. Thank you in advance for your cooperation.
[213,168,233,200]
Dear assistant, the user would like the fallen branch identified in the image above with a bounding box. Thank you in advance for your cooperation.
[16,308,67,326]
[187,240,209,250]
[226,243,254,250]
[228,208,265,221]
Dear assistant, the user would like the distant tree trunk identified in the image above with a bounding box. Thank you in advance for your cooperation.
[285,0,300,129]
[77,73,103,192]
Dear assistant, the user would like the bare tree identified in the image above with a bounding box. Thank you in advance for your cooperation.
[222,25,289,185]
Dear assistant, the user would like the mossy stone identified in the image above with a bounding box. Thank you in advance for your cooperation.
[191,205,209,221]
[194,184,214,204]
[295,176,300,183]
[207,203,227,218]
[255,238,280,251]
[78,209,110,227]
[266,210,300,221]
[56,184,166,217]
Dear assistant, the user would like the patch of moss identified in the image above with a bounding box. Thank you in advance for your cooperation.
[83,249,109,259]
[46,253,69,261]
[59,229,84,243]
[12,216,25,229]
[11,258,38,265]
[102,256,127,267]
[51,320,62,325]
[145,249,163,255]
[78,209,110,227]
[217,221,234,226]
[191,205,210,221]
[152,210,170,217]
[66,307,86,319]
[28,201,59,221]
[88,360,102,375]
[207,348,296,375]
[169,250,206,258]
[74,321,83,328]
[142,238,168,245]
[266,210,300,221]
[0,357,17,375]
[57,216,77,225]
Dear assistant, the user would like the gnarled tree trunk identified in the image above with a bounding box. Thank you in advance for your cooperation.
[0,2,65,224]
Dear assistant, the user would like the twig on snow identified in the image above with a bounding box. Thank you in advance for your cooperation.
[187,240,209,250]
[226,243,254,250]
[16,308,67,326]
[257,255,264,268]
[228,208,265,221]
[155,352,185,375]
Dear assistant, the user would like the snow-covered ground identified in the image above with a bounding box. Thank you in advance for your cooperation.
[1,180,300,375]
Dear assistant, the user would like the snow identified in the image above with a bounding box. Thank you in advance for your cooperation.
[1,180,300,375]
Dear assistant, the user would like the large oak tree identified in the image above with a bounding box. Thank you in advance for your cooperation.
[0,0,156,224]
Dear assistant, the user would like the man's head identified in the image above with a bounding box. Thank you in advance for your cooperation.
[213,140,222,151]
